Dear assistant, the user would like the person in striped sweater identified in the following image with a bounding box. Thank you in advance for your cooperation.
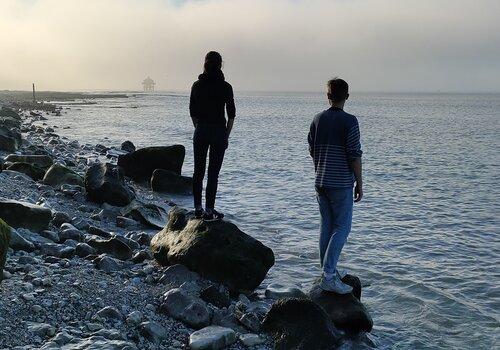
[308,78,363,294]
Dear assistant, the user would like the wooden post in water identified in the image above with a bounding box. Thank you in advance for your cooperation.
[32,83,36,104]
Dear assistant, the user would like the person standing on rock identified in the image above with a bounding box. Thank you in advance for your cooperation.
[190,51,235,221]
[308,78,363,294]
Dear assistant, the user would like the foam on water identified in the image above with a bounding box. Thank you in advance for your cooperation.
[47,92,500,349]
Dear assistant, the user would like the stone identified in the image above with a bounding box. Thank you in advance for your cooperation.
[6,162,45,181]
[151,207,275,294]
[40,230,59,242]
[87,226,112,238]
[59,228,84,242]
[9,228,35,252]
[87,237,132,261]
[117,145,185,182]
[94,254,124,273]
[4,154,53,169]
[85,163,136,206]
[150,169,193,195]
[43,164,84,188]
[265,283,307,299]
[126,311,142,326]
[116,216,140,229]
[0,219,11,283]
[140,321,168,345]
[27,322,56,338]
[239,334,266,347]
[0,106,21,119]
[158,264,200,286]
[120,140,136,153]
[75,243,97,257]
[0,199,52,231]
[236,311,261,332]
[200,285,231,308]
[95,306,123,321]
[189,326,236,350]
[308,275,373,333]
[131,250,150,264]
[40,243,75,258]
[262,298,342,350]
[160,288,211,329]
[0,126,22,151]
[120,200,168,229]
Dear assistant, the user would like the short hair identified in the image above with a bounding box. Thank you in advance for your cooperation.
[327,78,349,102]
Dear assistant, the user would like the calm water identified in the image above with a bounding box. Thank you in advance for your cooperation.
[47,92,499,349]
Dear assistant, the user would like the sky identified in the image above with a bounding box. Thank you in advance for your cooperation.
[0,0,499,93]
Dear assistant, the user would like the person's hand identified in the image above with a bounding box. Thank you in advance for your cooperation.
[354,183,363,202]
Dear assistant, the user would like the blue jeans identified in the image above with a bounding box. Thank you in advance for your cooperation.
[316,187,353,275]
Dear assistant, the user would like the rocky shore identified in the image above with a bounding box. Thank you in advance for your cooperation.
[0,97,373,350]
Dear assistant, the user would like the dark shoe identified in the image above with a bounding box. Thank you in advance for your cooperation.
[203,209,224,222]
[194,208,204,219]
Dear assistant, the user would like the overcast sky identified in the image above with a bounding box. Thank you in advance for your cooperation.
[1,0,499,92]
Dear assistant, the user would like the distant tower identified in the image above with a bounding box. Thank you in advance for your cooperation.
[142,76,155,92]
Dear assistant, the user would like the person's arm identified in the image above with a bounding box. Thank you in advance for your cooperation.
[346,119,363,202]
[226,84,236,137]
[308,120,315,158]
[189,83,198,127]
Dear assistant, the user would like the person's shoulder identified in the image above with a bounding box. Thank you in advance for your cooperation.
[224,81,233,89]
[341,110,359,126]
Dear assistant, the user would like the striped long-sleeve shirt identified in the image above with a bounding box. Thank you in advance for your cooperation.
[308,107,362,188]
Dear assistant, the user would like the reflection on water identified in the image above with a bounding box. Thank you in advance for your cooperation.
[49,92,500,349]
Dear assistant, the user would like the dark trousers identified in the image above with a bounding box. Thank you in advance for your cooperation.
[193,124,227,209]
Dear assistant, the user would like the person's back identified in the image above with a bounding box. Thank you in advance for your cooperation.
[307,78,363,294]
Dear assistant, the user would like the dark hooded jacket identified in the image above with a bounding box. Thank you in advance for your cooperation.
[189,71,235,126]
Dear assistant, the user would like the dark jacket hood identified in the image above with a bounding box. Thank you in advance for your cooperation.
[198,70,225,81]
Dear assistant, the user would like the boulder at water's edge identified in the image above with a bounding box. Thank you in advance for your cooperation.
[150,207,274,294]
[85,163,136,207]
[118,145,185,182]
[150,169,192,195]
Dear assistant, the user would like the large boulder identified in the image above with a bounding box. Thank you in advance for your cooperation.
[120,200,168,229]
[0,219,11,282]
[151,207,275,294]
[0,127,21,152]
[262,298,342,350]
[0,199,52,231]
[151,169,192,195]
[4,154,53,169]
[120,140,136,153]
[85,163,135,207]
[43,164,84,188]
[6,162,46,181]
[118,145,185,182]
[308,275,373,333]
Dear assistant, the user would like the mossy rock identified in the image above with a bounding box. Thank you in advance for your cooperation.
[0,218,11,282]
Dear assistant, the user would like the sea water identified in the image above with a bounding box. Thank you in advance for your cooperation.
[45,91,500,349]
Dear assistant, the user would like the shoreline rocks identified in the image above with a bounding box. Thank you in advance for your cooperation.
[0,219,11,282]
[85,163,136,206]
[0,199,52,231]
[151,207,275,294]
[151,169,193,195]
[42,164,84,188]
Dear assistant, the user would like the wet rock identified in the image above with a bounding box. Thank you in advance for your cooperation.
[87,226,112,238]
[150,169,193,195]
[0,106,21,119]
[87,237,132,261]
[4,154,53,169]
[117,145,185,182]
[239,333,266,347]
[131,250,150,264]
[189,326,236,350]
[120,140,136,153]
[59,228,84,242]
[9,227,35,252]
[265,283,307,299]
[116,216,141,229]
[308,275,373,333]
[0,219,11,282]
[43,164,84,188]
[0,199,52,231]
[40,243,75,258]
[151,207,275,294]
[262,298,342,350]
[160,288,211,329]
[52,211,71,227]
[200,285,231,308]
[158,264,200,286]
[39,230,59,243]
[85,163,136,206]
[120,200,168,229]
[0,127,22,151]
[6,162,45,181]
[125,311,142,326]
[140,321,168,345]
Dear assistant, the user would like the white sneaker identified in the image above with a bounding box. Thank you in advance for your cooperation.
[320,275,353,294]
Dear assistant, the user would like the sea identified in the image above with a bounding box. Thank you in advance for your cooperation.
[44,91,499,349]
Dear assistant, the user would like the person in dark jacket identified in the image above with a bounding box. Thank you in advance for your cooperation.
[189,51,235,220]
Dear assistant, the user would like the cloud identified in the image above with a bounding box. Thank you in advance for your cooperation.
[0,0,499,92]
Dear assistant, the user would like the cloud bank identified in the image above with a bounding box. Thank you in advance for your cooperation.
[1,0,499,92]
